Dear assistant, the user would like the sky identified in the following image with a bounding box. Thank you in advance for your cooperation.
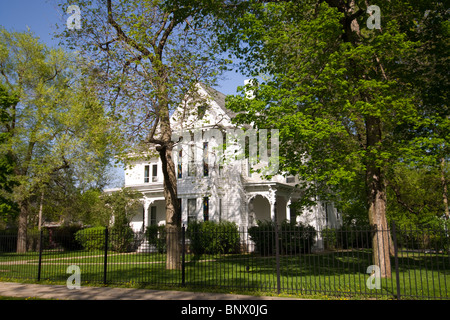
[0,0,247,96]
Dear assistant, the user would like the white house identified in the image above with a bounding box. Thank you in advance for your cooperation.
[120,84,342,250]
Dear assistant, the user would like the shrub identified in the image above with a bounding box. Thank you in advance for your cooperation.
[279,221,316,254]
[322,228,338,250]
[248,220,317,255]
[51,225,84,251]
[75,227,106,251]
[248,220,277,255]
[0,229,17,252]
[110,224,135,253]
[187,221,240,256]
[145,225,167,253]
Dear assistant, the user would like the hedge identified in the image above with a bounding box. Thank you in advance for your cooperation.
[187,221,240,256]
[248,220,316,255]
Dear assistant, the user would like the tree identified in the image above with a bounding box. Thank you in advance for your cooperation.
[199,0,448,277]
[0,83,19,226]
[56,0,229,269]
[0,28,116,252]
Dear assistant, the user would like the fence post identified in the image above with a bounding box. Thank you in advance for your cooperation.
[37,230,43,281]
[392,222,401,300]
[274,221,281,295]
[103,227,109,285]
[182,225,186,287]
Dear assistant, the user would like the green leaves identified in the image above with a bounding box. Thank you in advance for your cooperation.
[0,28,119,228]
[215,0,448,222]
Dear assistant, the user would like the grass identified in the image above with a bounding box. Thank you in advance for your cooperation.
[0,248,448,300]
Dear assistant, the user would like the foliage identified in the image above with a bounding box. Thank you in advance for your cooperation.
[0,83,19,224]
[110,224,135,252]
[187,221,240,256]
[48,224,84,251]
[100,187,142,227]
[0,28,119,252]
[322,226,373,251]
[387,164,449,229]
[74,227,106,251]
[145,224,167,253]
[248,220,316,255]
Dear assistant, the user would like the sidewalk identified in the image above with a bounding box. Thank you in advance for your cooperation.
[0,282,302,300]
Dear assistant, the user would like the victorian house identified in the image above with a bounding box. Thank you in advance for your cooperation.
[118,84,341,250]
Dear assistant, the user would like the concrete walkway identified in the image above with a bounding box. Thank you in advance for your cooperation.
[0,282,302,300]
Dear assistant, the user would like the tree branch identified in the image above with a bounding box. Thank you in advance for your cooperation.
[106,0,152,58]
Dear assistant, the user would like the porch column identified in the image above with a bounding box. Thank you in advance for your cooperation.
[268,188,276,222]
[286,198,291,223]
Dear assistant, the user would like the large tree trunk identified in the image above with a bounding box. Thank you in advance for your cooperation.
[366,116,392,278]
[159,144,181,270]
[156,85,181,270]
[16,201,28,253]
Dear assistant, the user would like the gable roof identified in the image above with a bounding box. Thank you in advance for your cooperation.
[202,85,236,119]
[170,83,238,130]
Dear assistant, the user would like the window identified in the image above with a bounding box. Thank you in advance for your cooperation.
[188,144,195,176]
[203,197,209,221]
[286,176,295,183]
[177,149,182,179]
[218,198,222,222]
[152,164,158,182]
[203,142,209,177]
[144,165,150,183]
[188,199,196,224]
[150,206,157,226]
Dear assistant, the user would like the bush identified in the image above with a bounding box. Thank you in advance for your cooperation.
[110,224,135,253]
[145,225,167,253]
[0,229,18,252]
[322,228,338,250]
[75,227,106,251]
[335,226,374,249]
[248,220,316,255]
[50,225,84,251]
[187,221,240,256]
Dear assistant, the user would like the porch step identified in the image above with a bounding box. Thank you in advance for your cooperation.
[136,240,157,253]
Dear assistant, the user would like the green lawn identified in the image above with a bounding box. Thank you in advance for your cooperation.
[1,249,448,300]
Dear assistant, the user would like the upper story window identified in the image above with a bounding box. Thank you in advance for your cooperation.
[177,150,182,179]
[144,165,150,183]
[144,164,158,183]
[203,142,209,177]
[203,197,209,221]
[152,164,158,182]
[188,144,195,177]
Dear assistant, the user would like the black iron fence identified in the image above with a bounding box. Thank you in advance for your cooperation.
[0,223,448,300]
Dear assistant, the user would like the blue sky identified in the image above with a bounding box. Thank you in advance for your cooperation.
[0,0,247,95]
